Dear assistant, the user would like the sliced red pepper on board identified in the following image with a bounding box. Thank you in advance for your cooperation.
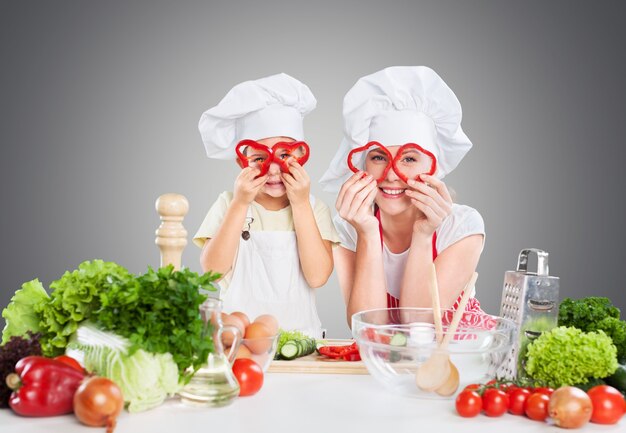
[6,356,86,417]
[318,342,361,361]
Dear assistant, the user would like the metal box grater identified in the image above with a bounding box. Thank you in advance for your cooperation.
[496,248,560,380]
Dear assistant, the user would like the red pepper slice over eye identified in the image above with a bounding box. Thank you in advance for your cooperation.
[390,143,437,183]
[347,141,393,183]
[235,140,310,177]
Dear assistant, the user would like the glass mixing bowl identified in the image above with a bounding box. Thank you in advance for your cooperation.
[352,308,516,399]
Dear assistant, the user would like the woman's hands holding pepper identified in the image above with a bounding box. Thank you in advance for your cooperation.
[335,171,379,234]
[405,174,453,237]
[232,167,268,206]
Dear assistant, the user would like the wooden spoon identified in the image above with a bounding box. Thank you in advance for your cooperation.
[416,272,478,392]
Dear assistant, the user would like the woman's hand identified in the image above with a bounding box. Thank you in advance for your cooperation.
[282,160,310,206]
[335,171,379,234]
[232,167,267,206]
[405,174,453,237]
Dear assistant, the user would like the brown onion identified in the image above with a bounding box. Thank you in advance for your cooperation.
[74,377,124,433]
[549,386,593,429]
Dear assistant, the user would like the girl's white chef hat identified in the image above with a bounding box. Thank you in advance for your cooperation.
[320,66,472,192]
[198,73,316,160]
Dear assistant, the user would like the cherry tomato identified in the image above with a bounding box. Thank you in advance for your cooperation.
[54,355,84,372]
[482,388,509,417]
[231,359,264,396]
[533,387,554,396]
[525,392,550,421]
[464,383,481,392]
[587,385,626,425]
[456,390,482,418]
[508,388,532,416]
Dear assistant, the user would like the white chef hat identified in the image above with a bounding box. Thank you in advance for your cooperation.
[198,73,316,160]
[320,66,472,192]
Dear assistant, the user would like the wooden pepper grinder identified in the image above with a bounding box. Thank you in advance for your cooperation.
[155,193,189,270]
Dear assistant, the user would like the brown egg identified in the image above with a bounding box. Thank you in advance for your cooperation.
[221,313,245,346]
[253,314,279,335]
[244,322,273,354]
[231,311,250,328]
[235,344,252,360]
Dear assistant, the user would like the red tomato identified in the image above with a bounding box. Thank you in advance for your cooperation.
[508,388,532,416]
[231,359,264,396]
[482,388,509,417]
[54,355,84,372]
[533,387,554,396]
[456,390,483,418]
[464,383,481,392]
[587,385,626,425]
[525,392,550,421]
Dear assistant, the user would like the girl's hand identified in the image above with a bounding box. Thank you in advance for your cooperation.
[405,174,453,237]
[232,167,267,206]
[335,171,379,234]
[282,160,310,206]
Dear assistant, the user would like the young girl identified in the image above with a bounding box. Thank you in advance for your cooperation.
[193,73,339,338]
[320,66,488,328]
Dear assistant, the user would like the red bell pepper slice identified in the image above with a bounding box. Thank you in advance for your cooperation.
[391,143,437,183]
[6,355,86,417]
[235,139,310,176]
[318,342,361,361]
[347,141,437,183]
[347,141,393,183]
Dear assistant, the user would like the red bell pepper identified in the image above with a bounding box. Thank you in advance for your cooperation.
[235,139,310,176]
[318,342,362,361]
[6,355,86,417]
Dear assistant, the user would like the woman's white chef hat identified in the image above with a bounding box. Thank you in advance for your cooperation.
[319,66,472,192]
[198,73,316,160]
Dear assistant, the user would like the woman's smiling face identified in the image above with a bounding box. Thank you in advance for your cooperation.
[366,145,433,214]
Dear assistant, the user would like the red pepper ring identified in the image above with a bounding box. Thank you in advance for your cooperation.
[235,139,310,177]
[391,143,437,183]
[347,141,393,182]
[318,342,362,361]
[347,141,437,184]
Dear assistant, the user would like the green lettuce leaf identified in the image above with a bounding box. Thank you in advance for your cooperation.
[1,279,49,344]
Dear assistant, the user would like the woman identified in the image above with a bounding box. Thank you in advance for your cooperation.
[320,66,485,327]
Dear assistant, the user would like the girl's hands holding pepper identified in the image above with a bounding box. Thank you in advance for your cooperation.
[282,160,310,206]
[405,174,453,237]
[335,171,379,235]
[232,167,268,206]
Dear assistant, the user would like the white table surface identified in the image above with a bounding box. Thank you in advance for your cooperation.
[1,373,623,433]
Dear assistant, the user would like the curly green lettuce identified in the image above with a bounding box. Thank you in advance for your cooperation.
[525,326,618,388]
[1,279,49,344]
[37,260,132,356]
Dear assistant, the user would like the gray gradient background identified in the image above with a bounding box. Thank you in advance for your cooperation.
[1,1,625,338]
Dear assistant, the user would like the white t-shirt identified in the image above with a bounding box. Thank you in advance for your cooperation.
[333,204,485,299]
[193,191,340,291]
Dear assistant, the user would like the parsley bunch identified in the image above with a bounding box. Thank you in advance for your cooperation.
[95,266,219,378]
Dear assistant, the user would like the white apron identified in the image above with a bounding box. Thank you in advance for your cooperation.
[221,203,323,339]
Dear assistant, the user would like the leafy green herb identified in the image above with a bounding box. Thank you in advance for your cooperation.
[558,297,626,363]
[525,326,618,388]
[94,266,219,379]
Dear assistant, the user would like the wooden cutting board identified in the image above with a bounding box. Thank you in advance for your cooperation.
[267,339,369,375]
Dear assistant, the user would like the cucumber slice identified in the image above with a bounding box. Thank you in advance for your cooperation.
[390,332,408,347]
[280,342,299,360]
